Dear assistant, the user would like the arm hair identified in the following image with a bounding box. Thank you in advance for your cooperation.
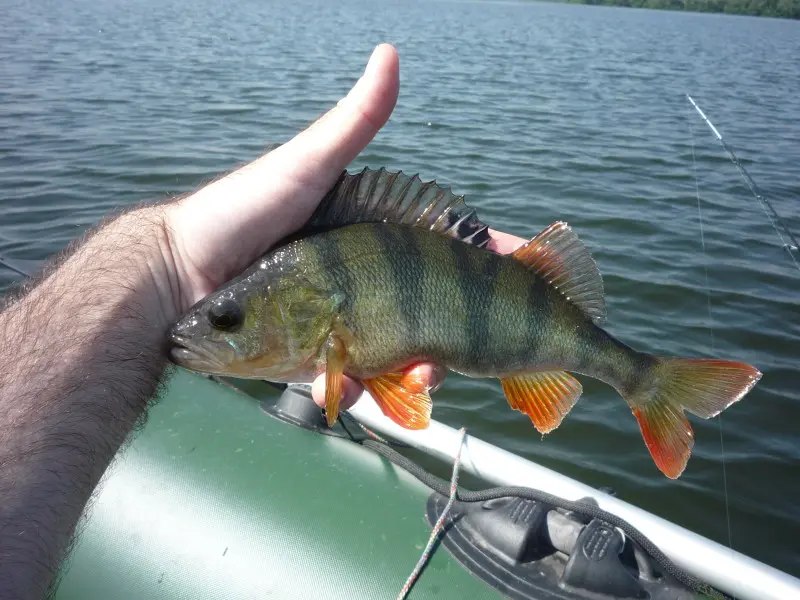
[0,206,180,599]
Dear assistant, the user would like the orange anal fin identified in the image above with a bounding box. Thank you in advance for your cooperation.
[324,336,347,427]
[362,370,432,430]
[632,402,693,480]
[501,371,582,434]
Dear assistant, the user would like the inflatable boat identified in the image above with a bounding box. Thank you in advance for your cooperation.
[47,367,799,600]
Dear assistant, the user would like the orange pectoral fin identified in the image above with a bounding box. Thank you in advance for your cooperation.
[632,402,693,480]
[362,370,433,430]
[324,336,347,428]
[501,371,582,434]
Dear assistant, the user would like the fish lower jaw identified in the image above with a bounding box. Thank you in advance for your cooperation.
[222,361,319,383]
[169,347,228,374]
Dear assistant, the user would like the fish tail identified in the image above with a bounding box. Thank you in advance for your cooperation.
[626,357,761,479]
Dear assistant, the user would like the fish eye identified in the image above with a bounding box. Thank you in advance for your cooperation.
[208,299,243,332]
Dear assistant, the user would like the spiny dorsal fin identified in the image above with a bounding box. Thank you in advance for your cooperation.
[303,167,491,248]
[512,222,606,325]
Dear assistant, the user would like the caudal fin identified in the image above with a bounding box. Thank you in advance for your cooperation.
[628,358,761,479]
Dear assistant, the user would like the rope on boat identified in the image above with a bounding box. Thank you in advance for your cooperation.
[363,435,730,600]
[353,420,394,445]
[396,427,467,600]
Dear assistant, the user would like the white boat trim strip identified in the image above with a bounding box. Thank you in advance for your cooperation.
[348,392,800,600]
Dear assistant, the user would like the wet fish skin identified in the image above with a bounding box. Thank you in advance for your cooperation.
[171,223,620,380]
[297,223,635,384]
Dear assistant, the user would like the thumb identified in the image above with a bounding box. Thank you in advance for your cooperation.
[167,44,400,302]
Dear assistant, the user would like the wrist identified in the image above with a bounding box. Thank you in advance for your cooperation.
[2,206,181,359]
[76,205,183,331]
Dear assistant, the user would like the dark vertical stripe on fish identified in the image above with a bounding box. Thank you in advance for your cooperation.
[373,225,423,353]
[480,254,502,366]
[526,277,549,365]
[574,312,599,375]
[450,240,500,366]
[310,233,353,312]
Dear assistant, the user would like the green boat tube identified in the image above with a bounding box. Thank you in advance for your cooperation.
[52,369,501,600]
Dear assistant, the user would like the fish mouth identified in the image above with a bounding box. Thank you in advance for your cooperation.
[168,332,229,373]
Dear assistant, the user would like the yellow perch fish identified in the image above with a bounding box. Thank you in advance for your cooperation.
[168,168,761,478]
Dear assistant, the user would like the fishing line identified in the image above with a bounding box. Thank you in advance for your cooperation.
[396,427,467,600]
[0,256,30,278]
[686,95,800,274]
[688,102,735,592]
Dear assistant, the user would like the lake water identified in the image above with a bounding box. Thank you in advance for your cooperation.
[1,0,798,580]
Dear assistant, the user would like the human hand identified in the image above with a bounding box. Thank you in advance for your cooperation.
[0,43,524,595]
[161,44,401,313]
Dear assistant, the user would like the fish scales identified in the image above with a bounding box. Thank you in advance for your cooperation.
[449,239,501,369]
[371,225,425,360]
[305,223,478,375]
[301,223,623,382]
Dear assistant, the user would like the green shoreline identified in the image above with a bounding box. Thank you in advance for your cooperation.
[555,0,800,19]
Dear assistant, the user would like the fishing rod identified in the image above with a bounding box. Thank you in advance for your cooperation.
[686,95,800,273]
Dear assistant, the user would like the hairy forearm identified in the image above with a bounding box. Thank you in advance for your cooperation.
[0,207,178,599]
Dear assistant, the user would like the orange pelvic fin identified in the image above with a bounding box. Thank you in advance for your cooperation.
[324,336,347,427]
[362,369,432,430]
[501,370,583,434]
[628,357,762,478]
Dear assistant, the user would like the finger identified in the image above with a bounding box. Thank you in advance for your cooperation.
[405,363,447,393]
[185,44,398,240]
[312,374,364,412]
[487,228,527,255]
[311,362,447,413]
[169,44,400,292]
[271,43,400,195]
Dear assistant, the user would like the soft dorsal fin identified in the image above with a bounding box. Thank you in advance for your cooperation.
[302,167,491,248]
[512,222,606,325]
